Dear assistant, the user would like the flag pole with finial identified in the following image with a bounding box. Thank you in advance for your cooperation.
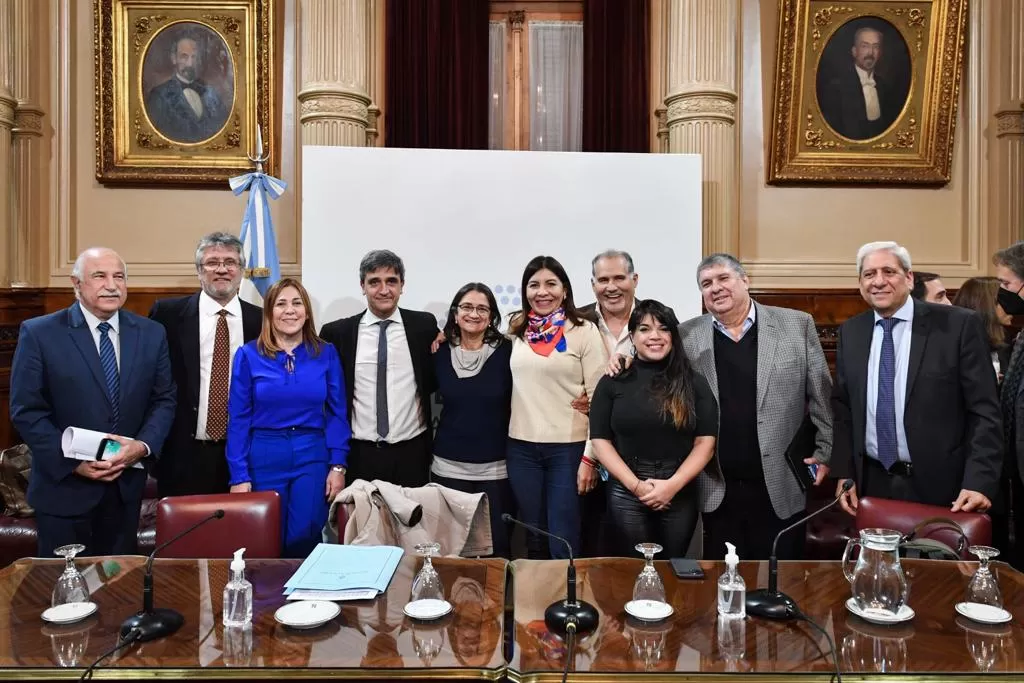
[230,124,287,301]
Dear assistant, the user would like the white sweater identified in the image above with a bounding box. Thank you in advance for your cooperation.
[508,320,609,443]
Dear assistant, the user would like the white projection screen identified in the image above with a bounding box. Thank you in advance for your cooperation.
[302,146,703,330]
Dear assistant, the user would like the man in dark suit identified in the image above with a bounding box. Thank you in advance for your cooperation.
[9,248,176,556]
[817,26,903,140]
[320,250,439,487]
[833,241,1002,516]
[144,33,227,143]
[148,233,261,497]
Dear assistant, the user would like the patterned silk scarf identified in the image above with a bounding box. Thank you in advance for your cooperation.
[525,308,568,357]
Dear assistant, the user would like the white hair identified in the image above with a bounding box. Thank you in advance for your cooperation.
[856,241,912,274]
[71,248,128,281]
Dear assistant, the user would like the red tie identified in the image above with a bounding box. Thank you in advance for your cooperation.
[206,310,230,440]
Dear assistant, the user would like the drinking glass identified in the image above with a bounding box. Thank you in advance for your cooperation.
[966,546,1003,608]
[52,544,89,607]
[411,542,445,603]
[632,543,666,603]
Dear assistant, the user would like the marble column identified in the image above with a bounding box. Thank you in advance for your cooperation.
[993,0,1024,242]
[663,0,739,255]
[297,0,373,146]
[10,0,44,286]
[0,0,15,286]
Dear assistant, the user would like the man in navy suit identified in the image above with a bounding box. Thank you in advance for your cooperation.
[10,248,176,557]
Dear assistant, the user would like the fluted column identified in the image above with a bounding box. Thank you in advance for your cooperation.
[10,0,43,286]
[664,0,738,255]
[0,0,15,287]
[993,0,1024,242]
[297,0,373,146]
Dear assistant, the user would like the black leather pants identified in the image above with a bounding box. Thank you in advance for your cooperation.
[606,458,699,558]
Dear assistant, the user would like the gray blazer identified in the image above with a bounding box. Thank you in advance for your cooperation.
[679,302,833,520]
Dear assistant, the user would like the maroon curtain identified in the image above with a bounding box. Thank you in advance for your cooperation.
[582,0,650,152]
[385,0,489,149]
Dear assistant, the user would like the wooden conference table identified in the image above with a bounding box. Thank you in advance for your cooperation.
[0,555,1021,681]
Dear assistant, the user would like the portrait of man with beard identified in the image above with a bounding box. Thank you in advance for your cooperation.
[143,25,232,144]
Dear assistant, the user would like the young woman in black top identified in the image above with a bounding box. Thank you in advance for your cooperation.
[589,299,718,557]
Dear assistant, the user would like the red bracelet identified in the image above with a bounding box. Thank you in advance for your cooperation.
[581,455,598,469]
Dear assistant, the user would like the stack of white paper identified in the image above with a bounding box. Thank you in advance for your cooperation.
[61,427,144,469]
[284,544,403,602]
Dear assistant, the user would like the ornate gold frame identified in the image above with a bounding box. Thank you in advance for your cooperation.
[768,0,967,185]
[94,0,276,185]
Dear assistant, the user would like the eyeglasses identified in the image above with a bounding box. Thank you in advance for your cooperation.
[202,259,240,271]
[457,304,491,316]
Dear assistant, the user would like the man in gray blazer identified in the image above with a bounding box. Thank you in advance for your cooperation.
[680,253,833,560]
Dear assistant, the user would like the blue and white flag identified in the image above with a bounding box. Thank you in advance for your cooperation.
[229,169,287,301]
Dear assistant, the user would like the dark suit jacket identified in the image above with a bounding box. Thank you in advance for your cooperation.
[144,78,226,143]
[817,63,902,140]
[831,300,1003,504]
[319,308,439,439]
[9,303,176,516]
[148,293,262,494]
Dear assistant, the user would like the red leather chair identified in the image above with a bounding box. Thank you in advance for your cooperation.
[156,492,281,558]
[856,497,991,559]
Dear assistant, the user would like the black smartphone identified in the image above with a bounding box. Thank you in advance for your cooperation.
[95,438,121,461]
[670,558,705,579]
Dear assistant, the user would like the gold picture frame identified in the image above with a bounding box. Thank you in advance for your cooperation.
[95,0,276,185]
[768,0,967,185]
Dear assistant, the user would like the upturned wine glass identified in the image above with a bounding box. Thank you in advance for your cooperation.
[966,546,1003,608]
[52,544,89,607]
[411,542,445,603]
[632,543,666,603]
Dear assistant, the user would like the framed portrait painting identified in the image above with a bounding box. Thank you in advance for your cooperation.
[768,0,967,185]
[95,0,276,185]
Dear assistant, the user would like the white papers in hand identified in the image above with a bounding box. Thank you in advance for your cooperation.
[61,427,144,469]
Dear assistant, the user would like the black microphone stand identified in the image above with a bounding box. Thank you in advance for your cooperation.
[746,480,854,620]
[502,514,599,637]
[120,510,225,642]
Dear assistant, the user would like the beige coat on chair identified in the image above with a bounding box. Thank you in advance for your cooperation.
[328,479,493,557]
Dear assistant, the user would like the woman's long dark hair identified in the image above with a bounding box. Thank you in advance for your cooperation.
[625,299,695,429]
[442,283,506,347]
[954,277,1006,350]
[508,255,587,338]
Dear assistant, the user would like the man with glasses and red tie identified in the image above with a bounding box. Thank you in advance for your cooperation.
[320,250,440,487]
[832,241,1002,516]
[149,232,262,496]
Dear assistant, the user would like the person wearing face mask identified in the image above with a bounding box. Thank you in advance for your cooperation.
[992,242,1024,567]
[430,283,514,557]
[589,299,717,557]
[833,242,1002,518]
[507,255,608,559]
[226,278,351,558]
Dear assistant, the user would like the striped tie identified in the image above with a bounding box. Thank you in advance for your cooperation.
[875,317,900,470]
[97,322,120,430]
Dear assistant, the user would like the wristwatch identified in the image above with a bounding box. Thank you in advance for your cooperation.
[331,465,347,475]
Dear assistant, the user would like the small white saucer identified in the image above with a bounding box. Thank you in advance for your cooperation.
[845,598,914,625]
[404,599,453,620]
[624,599,674,622]
[955,602,1013,625]
[41,601,97,625]
[274,600,340,629]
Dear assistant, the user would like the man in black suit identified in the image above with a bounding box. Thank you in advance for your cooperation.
[149,233,262,497]
[320,250,439,487]
[832,241,1002,516]
[144,32,227,143]
[817,26,903,140]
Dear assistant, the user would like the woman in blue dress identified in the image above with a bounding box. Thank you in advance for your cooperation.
[226,277,351,557]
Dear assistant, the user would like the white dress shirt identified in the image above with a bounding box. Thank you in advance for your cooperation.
[178,76,204,118]
[855,65,881,122]
[865,296,913,463]
[196,292,244,440]
[79,305,120,368]
[352,309,424,443]
[595,301,635,357]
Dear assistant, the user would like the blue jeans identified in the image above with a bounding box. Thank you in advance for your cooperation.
[249,428,330,558]
[506,439,585,559]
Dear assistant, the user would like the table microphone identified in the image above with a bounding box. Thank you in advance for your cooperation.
[501,514,598,637]
[119,509,225,642]
[745,479,854,621]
